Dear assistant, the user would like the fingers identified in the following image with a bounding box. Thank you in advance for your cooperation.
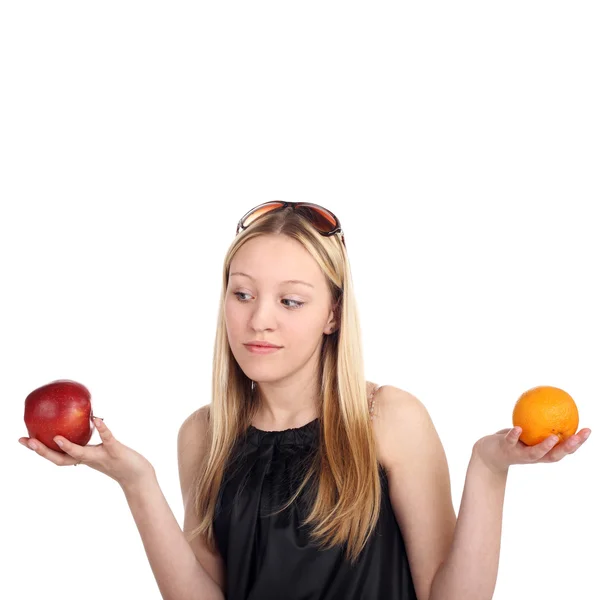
[94,417,116,446]
[579,428,592,442]
[50,418,116,463]
[52,434,89,465]
[19,417,117,467]
[540,429,592,463]
[525,434,561,461]
[19,437,82,467]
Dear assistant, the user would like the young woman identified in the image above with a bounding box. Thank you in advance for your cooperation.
[20,201,591,600]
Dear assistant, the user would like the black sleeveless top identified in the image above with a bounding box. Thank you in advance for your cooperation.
[213,416,418,600]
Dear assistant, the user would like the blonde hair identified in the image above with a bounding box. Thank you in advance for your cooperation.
[187,206,382,563]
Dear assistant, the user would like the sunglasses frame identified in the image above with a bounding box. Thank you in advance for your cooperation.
[235,201,345,247]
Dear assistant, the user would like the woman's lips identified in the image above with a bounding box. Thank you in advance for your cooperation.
[244,344,282,354]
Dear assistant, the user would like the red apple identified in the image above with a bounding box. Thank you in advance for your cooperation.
[24,379,95,453]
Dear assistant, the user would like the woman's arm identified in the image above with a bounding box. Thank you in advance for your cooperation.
[122,473,225,600]
[429,450,508,600]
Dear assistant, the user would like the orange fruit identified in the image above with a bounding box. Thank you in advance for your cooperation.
[512,385,579,446]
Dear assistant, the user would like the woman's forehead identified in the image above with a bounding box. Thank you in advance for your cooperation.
[230,236,324,286]
[230,271,315,289]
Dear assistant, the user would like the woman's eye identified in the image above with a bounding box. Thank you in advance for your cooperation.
[233,292,304,309]
[282,298,304,309]
[233,292,251,302]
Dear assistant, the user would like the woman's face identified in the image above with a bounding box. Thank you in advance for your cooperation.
[225,234,336,384]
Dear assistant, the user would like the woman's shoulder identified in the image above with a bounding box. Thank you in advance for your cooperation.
[367,383,434,469]
[366,381,424,420]
[366,381,382,418]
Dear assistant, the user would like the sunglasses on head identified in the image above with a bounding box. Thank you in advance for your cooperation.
[235,201,345,247]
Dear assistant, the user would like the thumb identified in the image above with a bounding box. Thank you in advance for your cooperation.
[505,427,521,444]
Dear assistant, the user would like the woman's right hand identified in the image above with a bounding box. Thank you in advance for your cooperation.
[19,417,155,490]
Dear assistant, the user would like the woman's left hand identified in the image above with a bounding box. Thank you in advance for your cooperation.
[473,426,592,475]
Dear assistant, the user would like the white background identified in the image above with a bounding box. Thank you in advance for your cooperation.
[2,2,599,599]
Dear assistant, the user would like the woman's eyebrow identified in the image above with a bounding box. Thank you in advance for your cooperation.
[229,272,314,288]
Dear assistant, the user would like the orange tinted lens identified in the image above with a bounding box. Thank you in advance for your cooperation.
[297,204,338,232]
[241,202,285,228]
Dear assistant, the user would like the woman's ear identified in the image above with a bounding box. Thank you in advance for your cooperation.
[324,314,336,334]
[325,298,341,334]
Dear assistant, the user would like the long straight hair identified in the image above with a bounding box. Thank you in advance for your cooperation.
[186,207,382,564]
